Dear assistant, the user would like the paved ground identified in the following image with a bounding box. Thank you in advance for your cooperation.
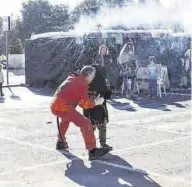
[0,85,191,187]
[0,69,191,187]
[1,68,25,85]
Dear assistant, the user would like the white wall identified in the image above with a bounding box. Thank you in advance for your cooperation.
[8,54,25,68]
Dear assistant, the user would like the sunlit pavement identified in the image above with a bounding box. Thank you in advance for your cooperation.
[0,84,191,187]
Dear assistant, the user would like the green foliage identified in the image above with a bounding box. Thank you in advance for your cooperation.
[71,0,130,25]
[9,38,23,54]
[18,0,71,38]
[0,0,165,55]
[71,0,101,24]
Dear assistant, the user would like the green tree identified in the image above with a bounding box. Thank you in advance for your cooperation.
[0,17,2,31]
[71,0,131,25]
[71,0,101,24]
[0,17,24,55]
[9,38,23,54]
[0,17,5,54]
[100,0,128,8]
[18,0,71,39]
[48,5,72,31]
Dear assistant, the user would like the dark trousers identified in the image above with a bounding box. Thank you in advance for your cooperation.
[83,100,109,146]
[149,79,157,97]
[94,123,107,146]
[0,83,3,96]
[129,77,135,95]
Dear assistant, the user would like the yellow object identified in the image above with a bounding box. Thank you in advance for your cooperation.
[0,55,6,61]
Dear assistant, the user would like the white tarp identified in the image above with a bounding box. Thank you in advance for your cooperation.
[8,54,25,68]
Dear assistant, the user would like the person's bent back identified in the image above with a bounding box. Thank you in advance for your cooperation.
[50,65,110,160]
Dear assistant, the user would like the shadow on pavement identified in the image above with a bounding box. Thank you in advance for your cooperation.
[134,99,171,111]
[28,87,55,97]
[108,100,136,112]
[110,94,190,112]
[27,87,190,112]
[171,102,187,108]
[63,152,161,187]
[133,95,190,111]
[8,88,21,100]
[9,68,25,76]
[0,97,5,103]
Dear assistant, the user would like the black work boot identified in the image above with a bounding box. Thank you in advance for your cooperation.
[56,141,69,151]
[101,144,113,151]
[89,148,110,160]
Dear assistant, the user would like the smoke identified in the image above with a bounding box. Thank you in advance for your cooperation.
[74,0,192,33]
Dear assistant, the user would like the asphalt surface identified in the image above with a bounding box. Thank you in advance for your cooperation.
[0,70,191,187]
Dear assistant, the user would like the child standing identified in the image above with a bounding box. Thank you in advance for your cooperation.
[147,56,158,97]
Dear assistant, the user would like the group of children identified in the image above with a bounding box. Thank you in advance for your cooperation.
[119,55,164,98]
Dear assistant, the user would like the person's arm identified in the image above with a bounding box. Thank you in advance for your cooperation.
[156,66,158,79]
[79,84,104,109]
[147,65,150,77]
[79,84,95,109]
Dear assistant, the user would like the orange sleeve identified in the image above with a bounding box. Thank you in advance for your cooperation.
[79,84,95,109]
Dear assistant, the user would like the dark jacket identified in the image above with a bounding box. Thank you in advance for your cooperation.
[83,64,111,125]
[88,64,111,99]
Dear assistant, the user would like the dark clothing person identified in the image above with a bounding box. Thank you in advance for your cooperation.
[83,100,109,146]
[83,64,112,149]
[147,62,158,97]
[128,60,137,97]
[149,79,157,97]
[0,83,4,97]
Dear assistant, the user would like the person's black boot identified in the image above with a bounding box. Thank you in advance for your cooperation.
[101,144,113,151]
[56,141,69,151]
[89,148,110,160]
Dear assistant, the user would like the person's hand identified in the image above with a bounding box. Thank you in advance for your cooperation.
[94,94,104,105]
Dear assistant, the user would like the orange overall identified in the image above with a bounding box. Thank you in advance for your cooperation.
[51,74,96,150]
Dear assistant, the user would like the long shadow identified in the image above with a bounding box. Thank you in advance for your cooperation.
[0,97,5,103]
[134,94,190,111]
[0,88,21,102]
[8,88,21,100]
[27,87,190,111]
[63,152,161,187]
[9,68,25,76]
[108,100,136,112]
[28,87,55,97]
[110,93,190,111]
[172,102,187,108]
[109,93,171,111]
[134,97,171,111]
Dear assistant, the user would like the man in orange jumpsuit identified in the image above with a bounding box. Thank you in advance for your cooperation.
[51,66,109,160]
